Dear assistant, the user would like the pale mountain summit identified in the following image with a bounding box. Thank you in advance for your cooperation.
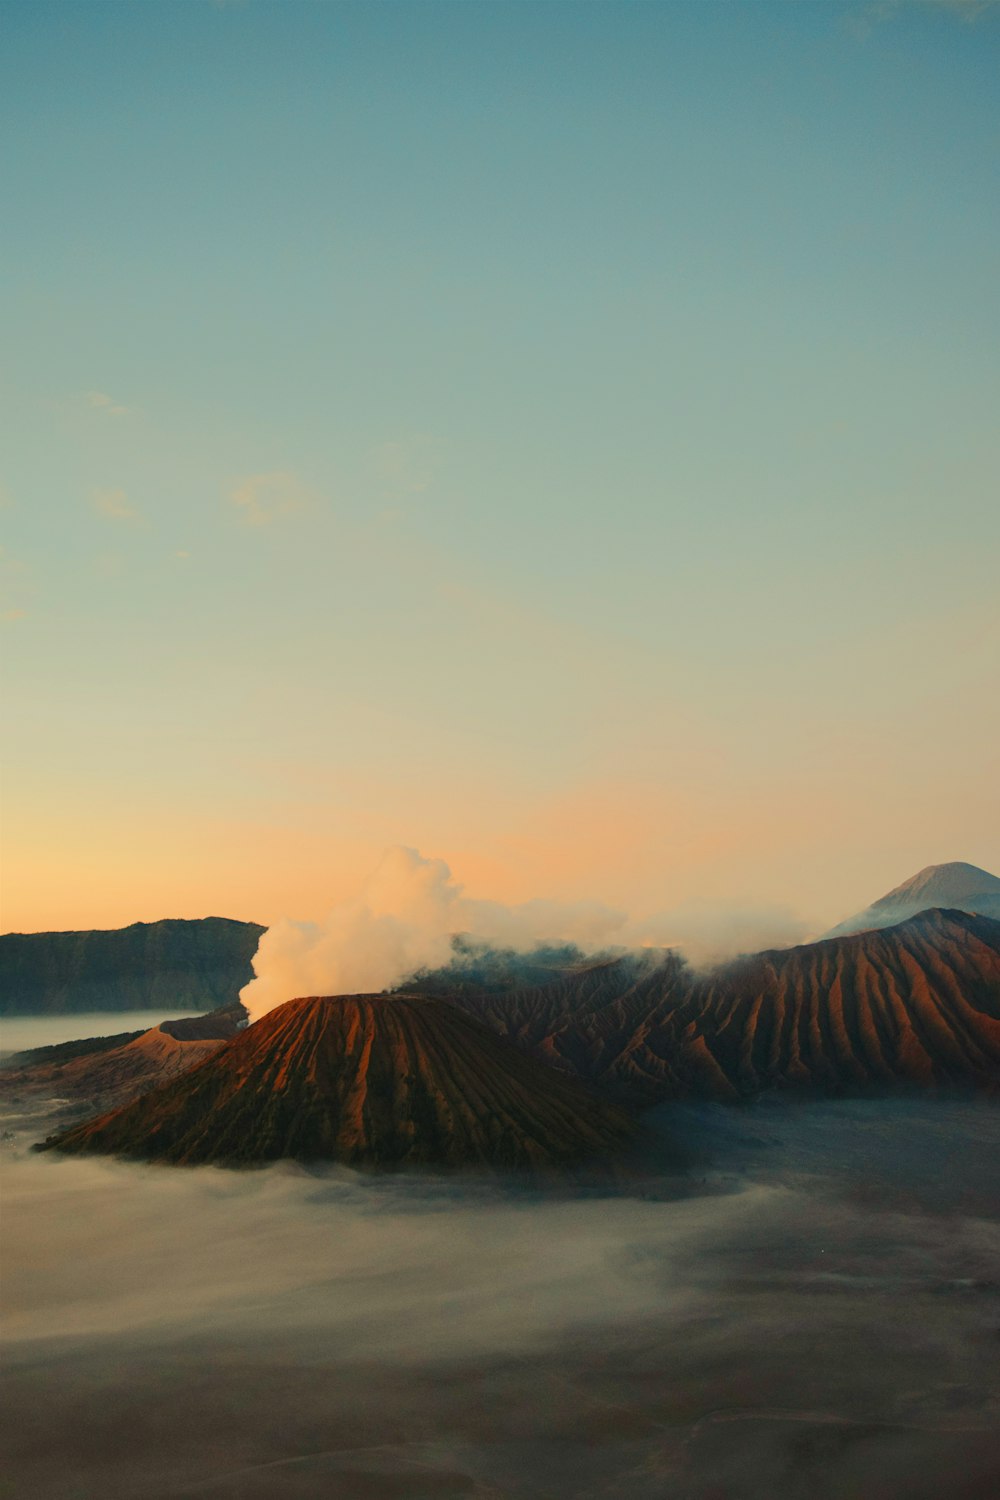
[825,861,1000,938]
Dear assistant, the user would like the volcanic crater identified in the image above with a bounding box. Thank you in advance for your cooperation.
[41,993,638,1171]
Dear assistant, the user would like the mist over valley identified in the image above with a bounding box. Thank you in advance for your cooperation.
[3,1087,998,1499]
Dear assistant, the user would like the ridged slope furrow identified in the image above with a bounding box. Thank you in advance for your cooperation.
[451,911,1000,1101]
[41,995,637,1170]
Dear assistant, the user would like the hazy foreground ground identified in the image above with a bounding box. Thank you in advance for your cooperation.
[2,1016,999,1500]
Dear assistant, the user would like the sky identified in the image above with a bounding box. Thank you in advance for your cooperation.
[1,0,998,938]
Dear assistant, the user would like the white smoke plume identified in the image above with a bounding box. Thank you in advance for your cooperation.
[240,846,810,1023]
[628,900,811,967]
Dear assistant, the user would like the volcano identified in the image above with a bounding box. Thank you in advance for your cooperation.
[434,910,1000,1100]
[1,1006,244,1116]
[40,994,637,1170]
[825,861,1000,938]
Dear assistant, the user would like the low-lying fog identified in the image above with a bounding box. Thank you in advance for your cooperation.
[0,1010,203,1059]
[2,1086,998,1500]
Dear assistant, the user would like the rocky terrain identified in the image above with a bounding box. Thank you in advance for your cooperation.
[431,910,1000,1101]
[1,1006,244,1119]
[41,993,637,1170]
[10,869,1000,1169]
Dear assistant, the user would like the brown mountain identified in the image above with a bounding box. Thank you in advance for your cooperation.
[2,1007,244,1118]
[434,911,1000,1102]
[40,994,637,1171]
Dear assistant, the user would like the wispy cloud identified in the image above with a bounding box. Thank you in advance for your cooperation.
[91,487,140,522]
[855,0,1000,30]
[920,0,999,14]
[93,552,126,581]
[228,471,316,526]
[84,391,129,417]
[373,435,439,499]
[0,546,31,621]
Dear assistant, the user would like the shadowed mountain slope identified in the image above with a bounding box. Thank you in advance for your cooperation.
[436,912,1000,1101]
[41,994,637,1170]
[662,909,1000,1097]
[0,917,264,1016]
[407,949,679,1051]
[825,862,1000,938]
[2,1006,245,1116]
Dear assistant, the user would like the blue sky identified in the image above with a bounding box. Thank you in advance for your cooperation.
[2,0,998,932]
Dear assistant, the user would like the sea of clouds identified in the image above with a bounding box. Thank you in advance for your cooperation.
[2,1094,998,1499]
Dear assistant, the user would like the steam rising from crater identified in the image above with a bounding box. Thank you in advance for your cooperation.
[240,846,808,1023]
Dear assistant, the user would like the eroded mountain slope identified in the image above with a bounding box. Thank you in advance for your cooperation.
[42,994,637,1170]
[437,911,1000,1101]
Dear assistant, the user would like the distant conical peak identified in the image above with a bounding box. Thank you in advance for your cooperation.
[872,862,1000,906]
[824,861,1000,940]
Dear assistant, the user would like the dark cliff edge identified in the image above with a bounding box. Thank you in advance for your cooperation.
[0,917,264,1016]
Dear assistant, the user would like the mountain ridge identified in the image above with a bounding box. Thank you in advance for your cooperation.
[2,1005,245,1118]
[41,993,638,1171]
[0,917,264,1016]
[433,909,1000,1101]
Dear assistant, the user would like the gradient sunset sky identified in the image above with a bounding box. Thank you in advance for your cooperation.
[2,0,998,938]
